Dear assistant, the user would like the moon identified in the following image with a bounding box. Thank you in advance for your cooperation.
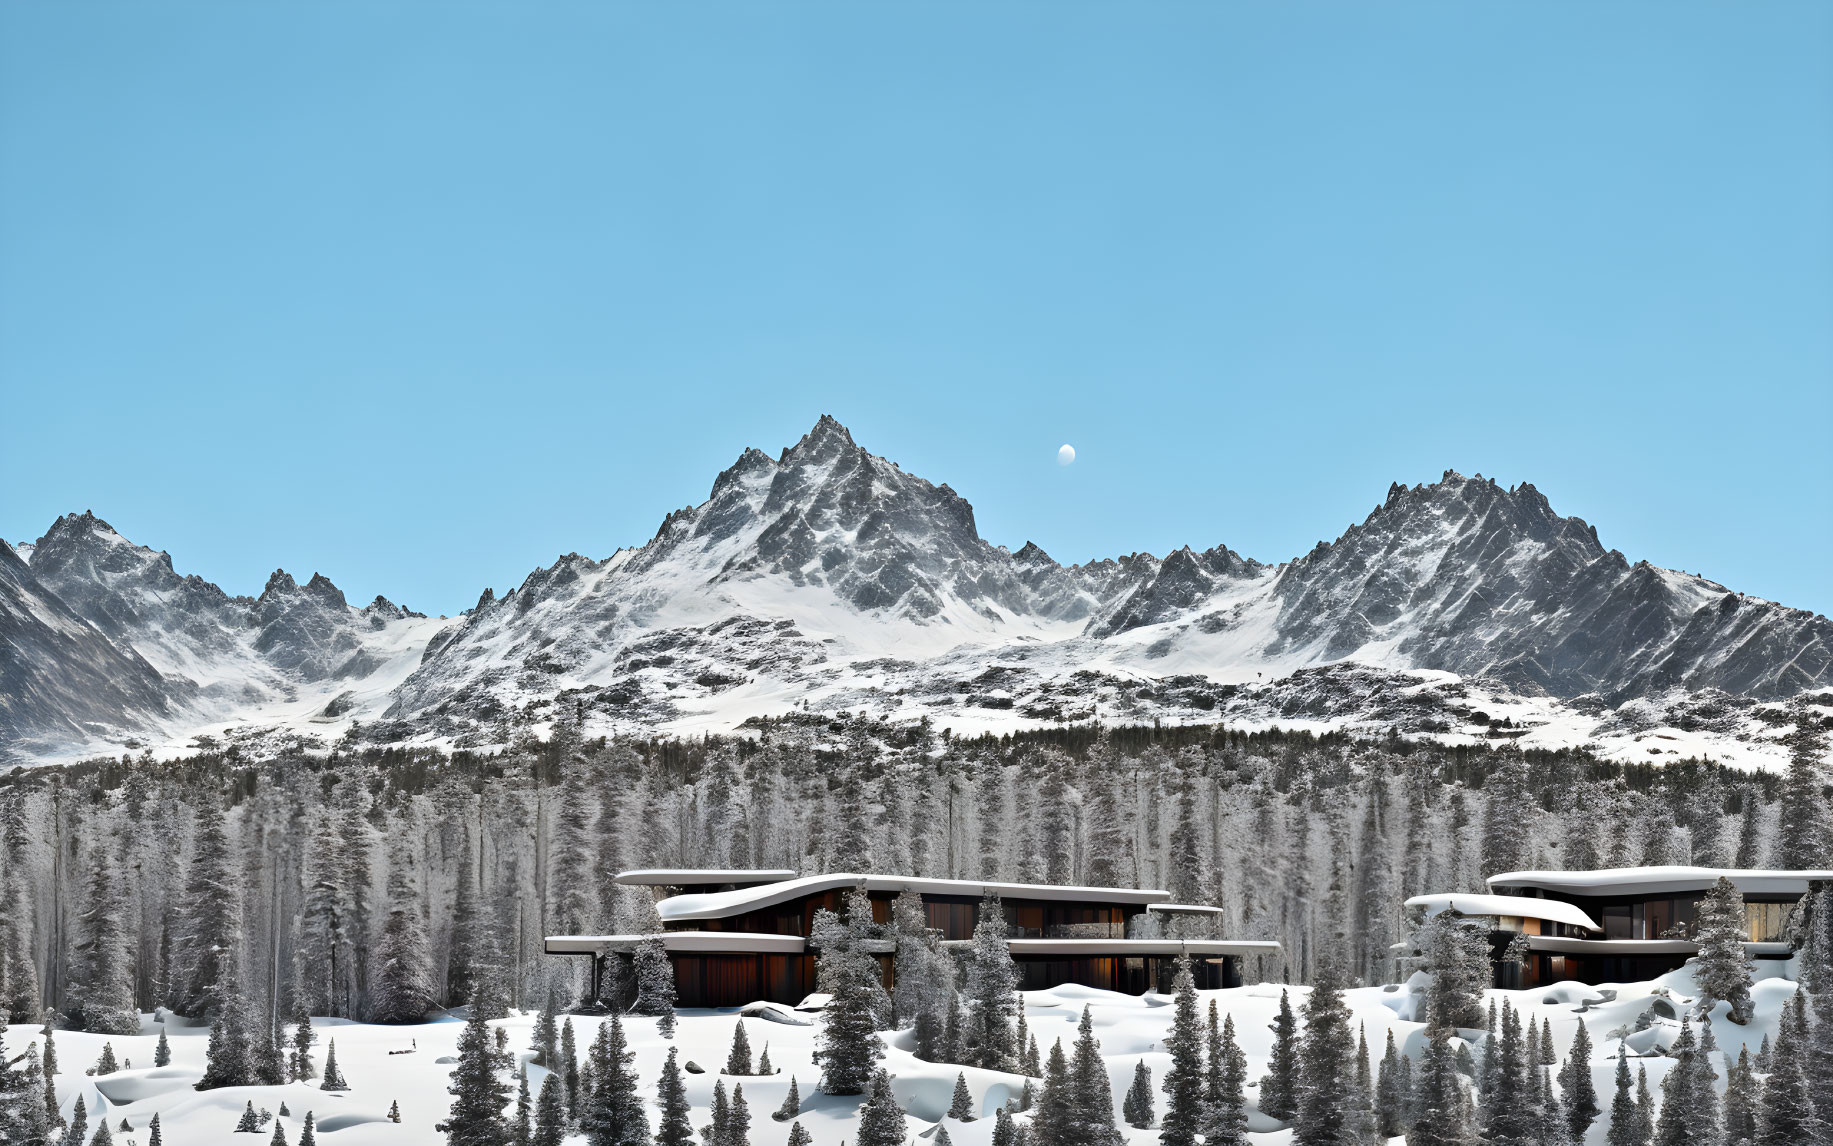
[1057,443,1076,467]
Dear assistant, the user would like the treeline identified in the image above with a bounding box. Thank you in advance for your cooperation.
[0,719,1827,1035]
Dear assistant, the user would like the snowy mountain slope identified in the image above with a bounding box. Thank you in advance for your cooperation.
[0,511,453,760]
[2,417,1827,766]
[0,539,178,748]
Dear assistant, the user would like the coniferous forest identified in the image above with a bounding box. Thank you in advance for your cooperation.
[1,718,1830,1146]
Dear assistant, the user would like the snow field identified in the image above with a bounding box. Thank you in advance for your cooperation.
[27,960,1807,1146]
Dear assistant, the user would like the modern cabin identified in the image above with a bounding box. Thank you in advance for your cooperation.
[547,870,1280,1008]
[1410,866,1832,988]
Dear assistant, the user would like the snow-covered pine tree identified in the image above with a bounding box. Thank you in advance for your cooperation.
[724,1019,753,1076]
[1123,1061,1154,1129]
[533,1074,565,1146]
[963,892,1017,1072]
[513,1066,532,1146]
[1159,956,1205,1146]
[270,1116,288,1146]
[891,888,954,1061]
[948,1072,975,1121]
[855,1069,905,1146]
[656,1047,693,1146]
[71,838,139,1034]
[1407,1031,1472,1146]
[67,1095,89,1146]
[440,1005,509,1146]
[1068,1006,1123,1146]
[757,1044,772,1075]
[1721,1045,1758,1146]
[773,1075,800,1122]
[581,1011,648,1146]
[1260,988,1300,1123]
[174,796,242,1018]
[1691,877,1755,1025]
[1417,911,1492,1036]
[1654,1016,1719,1146]
[1557,1019,1600,1139]
[1604,1044,1639,1146]
[320,1038,349,1091]
[1755,992,1811,1146]
[785,1123,812,1146]
[814,906,884,1094]
[1775,740,1830,870]
[1202,1010,1248,1146]
[991,1108,1017,1146]
[1635,1062,1654,1146]
[631,941,677,1037]
[95,1042,118,1075]
[1374,1029,1406,1140]
[198,982,258,1090]
[155,1025,172,1068]
[92,1116,116,1146]
[237,1100,262,1132]
[1293,954,1367,1146]
[1800,885,1833,1146]
[727,1084,751,1146]
[1030,1039,1072,1146]
[1484,1000,1534,1145]
[560,1018,580,1116]
[370,832,439,1024]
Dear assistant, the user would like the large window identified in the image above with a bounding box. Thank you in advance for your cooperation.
[1746,902,1791,942]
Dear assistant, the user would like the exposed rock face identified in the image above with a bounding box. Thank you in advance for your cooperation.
[0,540,177,749]
[2,418,1827,763]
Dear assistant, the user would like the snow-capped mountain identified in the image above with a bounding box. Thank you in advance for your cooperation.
[1,416,1827,766]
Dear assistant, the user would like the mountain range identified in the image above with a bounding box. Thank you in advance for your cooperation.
[3,415,1827,768]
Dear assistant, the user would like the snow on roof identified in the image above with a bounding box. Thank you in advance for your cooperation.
[614,868,798,887]
[544,931,807,955]
[1487,866,1833,898]
[656,872,1172,922]
[1146,903,1225,915]
[1406,893,1602,932]
[941,938,1281,957]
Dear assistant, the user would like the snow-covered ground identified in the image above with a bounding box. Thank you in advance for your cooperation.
[28,960,1804,1146]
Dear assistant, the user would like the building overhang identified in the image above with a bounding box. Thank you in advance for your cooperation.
[614,869,798,888]
[941,938,1281,958]
[657,873,1173,923]
[544,931,807,956]
[1521,935,1794,958]
[1406,893,1602,933]
[1147,903,1225,916]
[1487,866,1833,899]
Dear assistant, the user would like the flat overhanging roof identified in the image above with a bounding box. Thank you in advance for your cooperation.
[1147,903,1225,915]
[942,938,1281,958]
[658,873,1173,922]
[1406,893,1602,933]
[544,931,806,955]
[1487,866,1833,898]
[614,869,798,888]
[1523,935,1793,957]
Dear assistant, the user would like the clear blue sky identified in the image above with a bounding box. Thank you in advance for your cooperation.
[3,3,1828,618]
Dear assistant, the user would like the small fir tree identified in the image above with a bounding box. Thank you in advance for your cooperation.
[291,1014,316,1080]
[533,1074,566,1146]
[95,1042,118,1075]
[948,1072,975,1121]
[1123,1060,1154,1129]
[441,1004,510,1146]
[1158,956,1205,1146]
[773,1075,801,1123]
[1691,877,1755,1024]
[320,1039,349,1091]
[725,1020,753,1076]
[1260,988,1300,1123]
[656,1046,694,1146]
[238,1100,263,1133]
[299,1113,317,1146]
[155,1026,172,1068]
[855,1069,906,1146]
[785,1124,811,1146]
[581,1011,648,1146]
[1558,1020,1601,1139]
